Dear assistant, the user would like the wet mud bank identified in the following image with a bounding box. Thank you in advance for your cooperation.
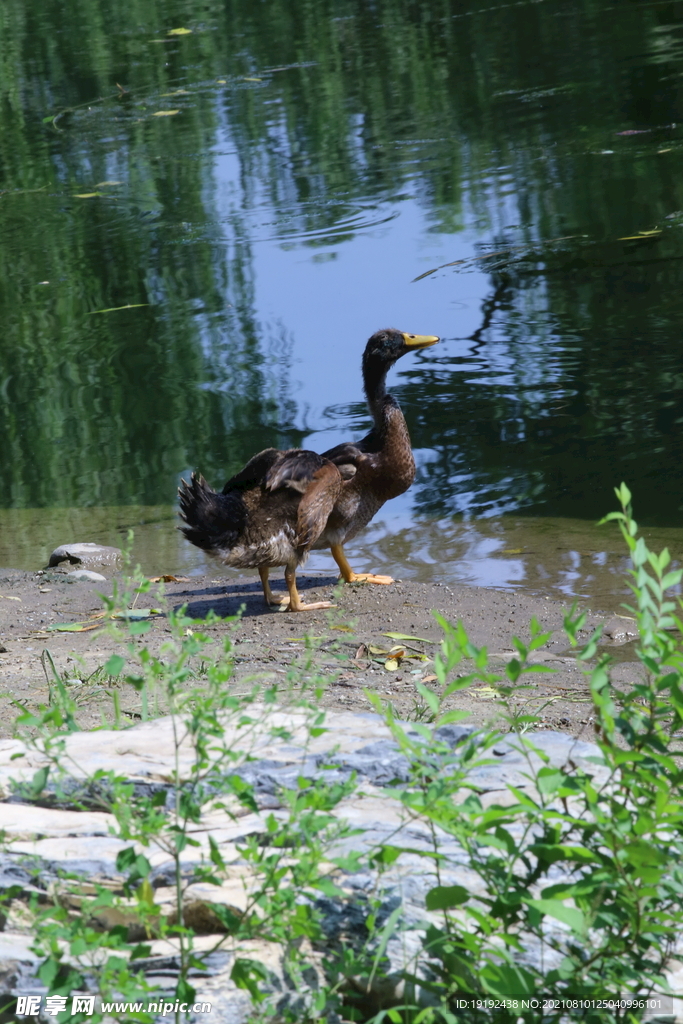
[0,568,641,739]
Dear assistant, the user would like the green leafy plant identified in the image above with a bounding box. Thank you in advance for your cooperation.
[7,568,359,1023]
[360,483,683,1024]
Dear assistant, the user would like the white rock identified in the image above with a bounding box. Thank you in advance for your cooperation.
[67,569,107,582]
[48,542,121,568]
[0,802,115,839]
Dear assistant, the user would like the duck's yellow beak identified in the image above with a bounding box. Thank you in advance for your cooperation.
[401,333,440,349]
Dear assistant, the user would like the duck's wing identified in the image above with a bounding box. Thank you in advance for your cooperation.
[295,463,343,550]
[320,438,381,480]
[263,450,343,550]
[265,449,329,493]
[221,448,283,493]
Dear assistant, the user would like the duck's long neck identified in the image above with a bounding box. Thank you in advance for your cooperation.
[362,354,415,495]
[362,358,392,427]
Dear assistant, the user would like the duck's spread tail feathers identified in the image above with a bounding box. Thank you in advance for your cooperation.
[178,473,244,553]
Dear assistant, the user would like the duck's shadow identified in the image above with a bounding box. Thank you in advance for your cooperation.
[173,574,339,620]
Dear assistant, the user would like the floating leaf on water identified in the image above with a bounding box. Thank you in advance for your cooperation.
[618,231,661,240]
[153,110,180,117]
[167,26,192,35]
[502,548,524,554]
[74,193,102,198]
[94,181,123,187]
[382,632,434,643]
[243,77,262,82]
[216,79,227,84]
[88,303,149,315]
[658,148,672,153]
[161,89,189,96]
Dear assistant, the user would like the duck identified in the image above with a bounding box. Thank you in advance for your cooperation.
[178,328,439,610]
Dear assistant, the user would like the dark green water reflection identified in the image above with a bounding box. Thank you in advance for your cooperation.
[2,0,683,595]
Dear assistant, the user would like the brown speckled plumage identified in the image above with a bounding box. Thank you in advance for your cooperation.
[178,328,439,610]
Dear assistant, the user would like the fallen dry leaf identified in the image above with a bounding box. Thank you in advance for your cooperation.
[47,622,101,633]
[471,686,500,699]
[382,632,433,644]
[148,575,190,583]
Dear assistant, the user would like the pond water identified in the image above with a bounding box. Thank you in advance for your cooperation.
[2,0,683,609]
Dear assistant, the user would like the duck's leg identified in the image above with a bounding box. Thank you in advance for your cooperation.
[258,566,290,607]
[284,563,334,611]
[330,544,394,585]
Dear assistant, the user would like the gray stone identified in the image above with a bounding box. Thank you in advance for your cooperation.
[0,933,41,1003]
[492,729,604,768]
[603,616,638,643]
[48,542,121,569]
[320,740,411,786]
[433,723,476,747]
[67,569,107,582]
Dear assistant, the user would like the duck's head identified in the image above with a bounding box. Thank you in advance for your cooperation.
[362,328,439,378]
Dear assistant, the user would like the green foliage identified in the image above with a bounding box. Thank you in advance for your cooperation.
[362,485,683,1024]
[9,567,357,1023]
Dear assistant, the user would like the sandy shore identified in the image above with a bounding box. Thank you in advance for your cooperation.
[0,566,640,739]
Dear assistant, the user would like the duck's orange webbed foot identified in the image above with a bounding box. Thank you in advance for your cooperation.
[284,567,335,612]
[345,572,394,585]
[259,566,291,606]
[287,600,335,612]
[330,544,394,586]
